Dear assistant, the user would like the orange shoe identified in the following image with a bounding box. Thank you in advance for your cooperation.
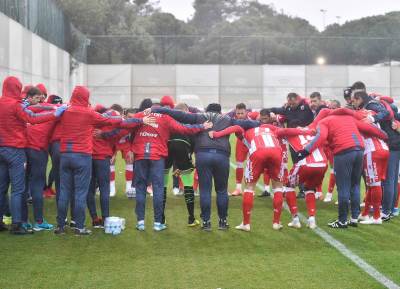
[230,188,242,196]
[43,188,54,199]
[48,187,56,196]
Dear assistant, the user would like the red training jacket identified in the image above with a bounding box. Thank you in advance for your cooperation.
[0,77,57,149]
[59,86,122,155]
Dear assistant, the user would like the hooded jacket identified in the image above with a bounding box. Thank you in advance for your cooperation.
[0,77,56,148]
[26,103,58,151]
[59,86,122,154]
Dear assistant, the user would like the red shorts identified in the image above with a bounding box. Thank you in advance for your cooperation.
[245,147,282,183]
[363,149,389,185]
[235,138,248,163]
[288,163,327,190]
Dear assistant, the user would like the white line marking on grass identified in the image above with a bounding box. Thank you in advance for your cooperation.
[229,161,400,289]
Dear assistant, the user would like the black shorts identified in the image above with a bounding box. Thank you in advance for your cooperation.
[165,140,194,172]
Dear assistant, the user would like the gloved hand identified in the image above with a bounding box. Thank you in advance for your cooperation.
[54,105,68,117]
[296,149,310,160]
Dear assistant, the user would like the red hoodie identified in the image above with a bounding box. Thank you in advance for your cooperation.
[92,110,128,160]
[305,115,387,155]
[129,112,205,160]
[0,77,57,149]
[26,103,58,151]
[59,86,122,155]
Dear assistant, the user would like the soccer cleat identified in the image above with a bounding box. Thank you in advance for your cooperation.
[307,216,317,229]
[74,228,92,236]
[360,217,382,225]
[288,216,301,229]
[348,219,358,227]
[10,224,34,235]
[153,222,167,232]
[323,193,333,203]
[258,190,271,197]
[22,222,34,233]
[392,207,399,217]
[315,191,324,201]
[218,219,230,230]
[43,188,54,199]
[296,191,305,199]
[69,220,76,228]
[136,221,145,231]
[201,221,211,232]
[126,187,136,199]
[27,196,33,204]
[230,188,242,196]
[328,220,348,229]
[110,181,116,197]
[33,220,54,231]
[272,223,283,230]
[358,214,370,222]
[369,218,383,225]
[235,223,251,232]
[3,215,12,225]
[54,226,66,235]
[187,218,200,227]
[381,213,391,222]
[92,217,104,229]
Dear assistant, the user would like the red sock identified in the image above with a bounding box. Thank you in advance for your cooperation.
[125,164,133,181]
[178,176,183,190]
[362,188,372,216]
[370,186,382,219]
[110,165,116,182]
[395,183,400,208]
[263,173,270,186]
[236,167,244,184]
[273,191,283,224]
[285,190,298,216]
[328,170,336,193]
[305,192,316,217]
[242,191,254,225]
[193,171,199,191]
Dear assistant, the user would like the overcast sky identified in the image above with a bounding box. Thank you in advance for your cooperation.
[158,0,400,31]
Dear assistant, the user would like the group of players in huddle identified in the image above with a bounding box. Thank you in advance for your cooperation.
[0,75,399,235]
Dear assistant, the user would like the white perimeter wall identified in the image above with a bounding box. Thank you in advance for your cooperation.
[86,64,400,109]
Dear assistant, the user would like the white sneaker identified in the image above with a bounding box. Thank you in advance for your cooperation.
[172,187,180,196]
[323,193,333,203]
[288,216,301,229]
[358,214,370,222]
[371,218,383,225]
[272,223,283,230]
[235,223,251,232]
[110,181,116,197]
[307,216,317,229]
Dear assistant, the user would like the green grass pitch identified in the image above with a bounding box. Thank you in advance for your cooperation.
[1,138,399,289]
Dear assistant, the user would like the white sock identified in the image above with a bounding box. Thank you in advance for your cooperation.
[236,183,242,190]
[264,185,270,192]
[126,180,132,191]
